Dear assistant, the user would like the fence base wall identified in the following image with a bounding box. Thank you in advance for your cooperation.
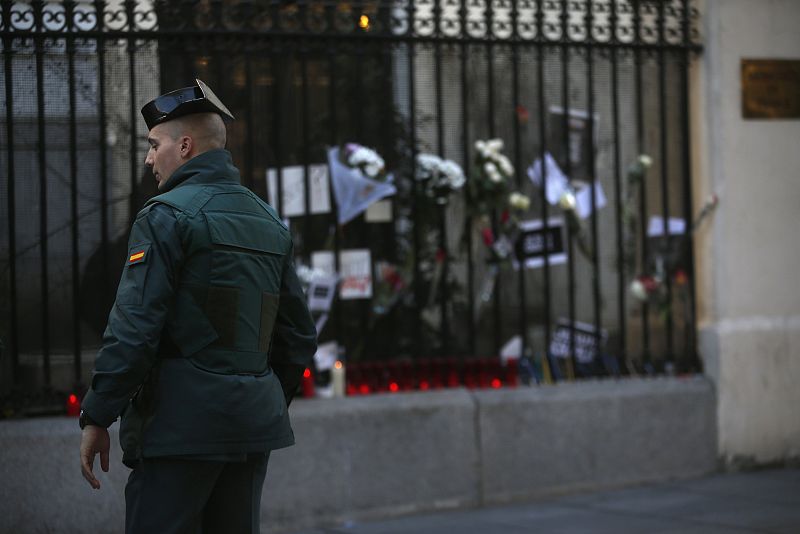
[0,377,716,533]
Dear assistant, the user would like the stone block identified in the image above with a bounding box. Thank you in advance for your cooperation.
[475,377,717,505]
[262,389,480,531]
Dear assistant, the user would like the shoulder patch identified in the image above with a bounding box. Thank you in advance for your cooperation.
[127,243,151,266]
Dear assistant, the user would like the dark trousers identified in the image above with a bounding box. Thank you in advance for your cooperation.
[125,453,270,534]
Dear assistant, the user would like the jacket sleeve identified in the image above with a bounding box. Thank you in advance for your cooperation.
[80,204,183,427]
[270,243,317,405]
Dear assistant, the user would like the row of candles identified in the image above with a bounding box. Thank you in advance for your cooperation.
[300,357,520,398]
[65,358,521,415]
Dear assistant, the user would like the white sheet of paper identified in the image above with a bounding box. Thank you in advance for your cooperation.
[647,216,686,236]
[266,164,331,217]
[574,180,607,220]
[311,251,336,276]
[365,199,393,222]
[527,151,569,206]
[339,249,372,300]
[500,335,522,365]
[308,274,338,312]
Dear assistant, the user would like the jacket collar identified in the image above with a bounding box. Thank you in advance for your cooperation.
[159,149,241,193]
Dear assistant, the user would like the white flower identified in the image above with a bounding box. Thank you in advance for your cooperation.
[638,154,653,169]
[558,190,577,211]
[484,162,503,183]
[487,138,504,155]
[348,145,384,174]
[629,279,648,301]
[417,153,442,176]
[441,160,465,189]
[496,154,514,177]
[508,192,530,211]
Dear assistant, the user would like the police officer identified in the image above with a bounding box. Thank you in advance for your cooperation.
[78,79,317,533]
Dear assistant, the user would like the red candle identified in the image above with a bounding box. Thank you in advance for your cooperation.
[66,393,80,417]
[301,368,315,398]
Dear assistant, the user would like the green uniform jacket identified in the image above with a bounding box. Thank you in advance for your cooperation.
[81,149,317,464]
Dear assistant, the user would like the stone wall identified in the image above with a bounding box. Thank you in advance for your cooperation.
[0,377,716,533]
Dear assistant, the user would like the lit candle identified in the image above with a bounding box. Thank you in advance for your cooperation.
[332,360,346,397]
[301,368,315,399]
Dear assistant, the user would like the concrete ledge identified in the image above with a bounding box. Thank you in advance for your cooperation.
[0,377,716,533]
[476,376,718,505]
[262,389,479,531]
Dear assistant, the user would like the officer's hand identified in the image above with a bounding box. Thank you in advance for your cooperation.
[80,425,110,490]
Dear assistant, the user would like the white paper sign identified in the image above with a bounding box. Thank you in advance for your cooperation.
[647,216,686,237]
[308,274,338,312]
[266,164,331,217]
[339,249,373,300]
[500,335,522,365]
[550,318,608,364]
[365,199,393,222]
[516,218,568,269]
[311,251,336,276]
[528,152,606,220]
[574,180,607,220]
[527,152,570,206]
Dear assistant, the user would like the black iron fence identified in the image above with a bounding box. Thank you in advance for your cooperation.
[1,0,703,412]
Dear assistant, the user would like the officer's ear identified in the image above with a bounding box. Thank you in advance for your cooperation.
[179,135,193,159]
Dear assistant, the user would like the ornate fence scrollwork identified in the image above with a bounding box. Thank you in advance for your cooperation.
[2,0,701,51]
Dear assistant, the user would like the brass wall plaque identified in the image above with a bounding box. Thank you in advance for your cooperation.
[741,59,800,119]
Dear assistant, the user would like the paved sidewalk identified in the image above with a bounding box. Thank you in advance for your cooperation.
[288,468,800,534]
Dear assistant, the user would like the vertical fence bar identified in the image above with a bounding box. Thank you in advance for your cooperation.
[535,0,553,377]
[460,0,476,357]
[610,0,626,373]
[66,0,82,387]
[560,0,577,379]
[680,0,699,371]
[510,0,527,360]
[243,47,255,191]
[585,0,601,369]
[326,0,343,355]
[433,1,450,356]
[354,32,372,355]
[270,9,284,222]
[94,0,111,315]
[326,29,343,360]
[486,0,502,356]
[126,0,138,223]
[407,0,423,356]
[657,0,674,365]
[33,1,52,387]
[300,43,311,262]
[381,35,399,358]
[2,2,20,382]
[633,0,651,367]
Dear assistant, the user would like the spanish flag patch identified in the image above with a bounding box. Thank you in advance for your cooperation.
[126,243,150,266]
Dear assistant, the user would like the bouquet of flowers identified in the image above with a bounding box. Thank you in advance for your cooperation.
[328,142,397,224]
[467,138,531,263]
[469,138,515,214]
[340,142,389,181]
[624,153,719,314]
[415,153,466,205]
